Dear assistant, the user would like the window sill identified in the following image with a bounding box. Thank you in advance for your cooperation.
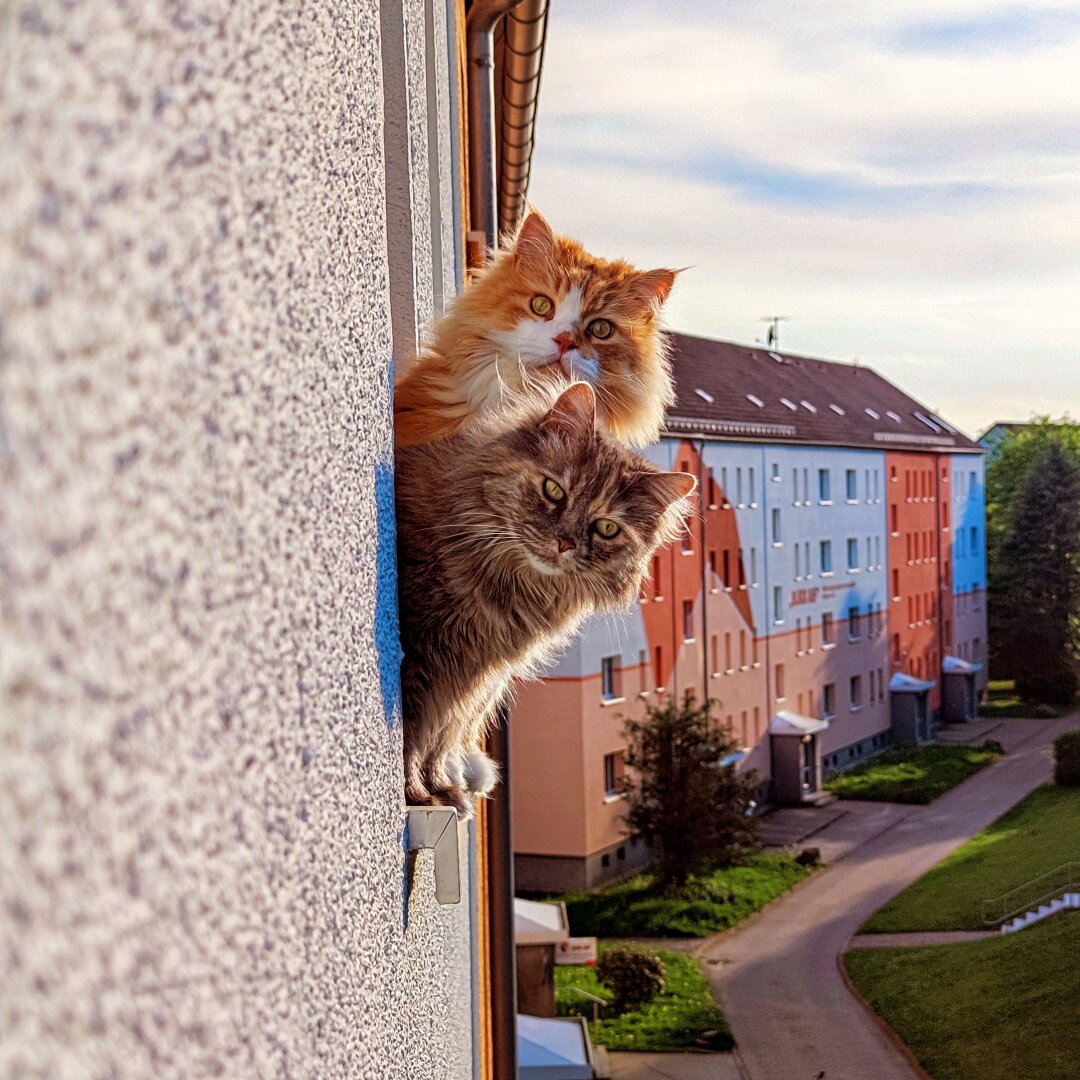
[724,668,735,676]
[603,792,625,804]
[821,571,835,578]
[820,500,834,507]
[709,587,720,595]
[684,637,697,645]
[601,696,626,708]
[850,706,863,713]
[848,568,860,574]
[708,503,719,510]
[822,642,837,651]
[680,550,695,557]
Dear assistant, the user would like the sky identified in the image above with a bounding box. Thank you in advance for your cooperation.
[526,0,1080,438]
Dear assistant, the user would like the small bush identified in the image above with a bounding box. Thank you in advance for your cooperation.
[1017,664,1078,708]
[1054,731,1080,788]
[795,847,821,867]
[596,947,666,1014]
[981,739,1007,755]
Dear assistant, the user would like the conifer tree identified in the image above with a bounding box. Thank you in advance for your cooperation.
[999,443,1080,705]
[620,692,759,890]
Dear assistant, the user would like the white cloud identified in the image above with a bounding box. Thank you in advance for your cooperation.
[528,1,1080,435]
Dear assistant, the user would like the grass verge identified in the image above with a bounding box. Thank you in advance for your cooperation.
[864,783,1080,932]
[549,853,811,938]
[979,679,1074,719]
[845,915,1080,1080]
[555,942,731,1052]
[823,744,1002,804]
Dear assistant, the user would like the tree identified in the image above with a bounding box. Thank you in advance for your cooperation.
[998,443,1080,705]
[986,418,1080,678]
[620,692,759,890]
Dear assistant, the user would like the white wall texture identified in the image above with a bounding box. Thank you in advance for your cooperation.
[0,1,473,1077]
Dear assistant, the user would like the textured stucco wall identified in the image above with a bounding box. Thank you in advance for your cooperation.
[0,2,472,1078]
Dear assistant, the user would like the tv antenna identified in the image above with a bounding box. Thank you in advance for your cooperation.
[760,315,789,350]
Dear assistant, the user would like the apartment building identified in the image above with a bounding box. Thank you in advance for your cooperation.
[513,334,987,891]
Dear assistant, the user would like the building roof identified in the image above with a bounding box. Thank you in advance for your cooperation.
[665,333,982,454]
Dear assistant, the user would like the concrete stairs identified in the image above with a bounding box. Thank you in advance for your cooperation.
[1000,893,1080,934]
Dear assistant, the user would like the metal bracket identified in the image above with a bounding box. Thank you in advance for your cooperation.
[405,807,462,905]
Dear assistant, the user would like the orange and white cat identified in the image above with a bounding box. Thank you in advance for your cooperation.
[394,211,677,448]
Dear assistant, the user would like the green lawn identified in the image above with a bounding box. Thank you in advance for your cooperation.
[551,853,812,938]
[864,784,1080,932]
[823,744,1003,804]
[979,678,1075,719]
[555,943,731,1052]
[845,915,1080,1080]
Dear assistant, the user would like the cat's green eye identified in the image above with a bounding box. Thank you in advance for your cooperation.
[543,477,566,503]
[588,318,614,340]
[594,517,620,538]
[530,294,554,317]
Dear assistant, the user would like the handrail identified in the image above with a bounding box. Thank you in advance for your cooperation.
[980,860,1080,925]
[555,985,608,1022]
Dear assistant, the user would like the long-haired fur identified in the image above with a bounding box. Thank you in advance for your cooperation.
[395,211,678,449]
[395,382,695,817]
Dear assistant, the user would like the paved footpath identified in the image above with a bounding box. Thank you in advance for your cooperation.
[700,715,1078,1080]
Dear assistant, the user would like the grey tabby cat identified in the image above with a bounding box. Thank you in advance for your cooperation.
[395,382,695,818]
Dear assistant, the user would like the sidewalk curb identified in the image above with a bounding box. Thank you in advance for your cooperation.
[836,944,934,1080]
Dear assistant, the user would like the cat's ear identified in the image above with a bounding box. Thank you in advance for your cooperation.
[514,211,556,271]
[538,382,597,440]
[630,269,677,315]
[633,470,697,510]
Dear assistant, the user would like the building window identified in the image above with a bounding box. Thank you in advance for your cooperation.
[681,529,692,554]
[708,475,718,507]
[639,649,648,695]
[654,645,664,690]
[892,634,901,663]
[601,656,621,701]
[750,547,758,585]
[748,466,756,504]
[823,682,836,719]
[603,752,624,798]
[775,662,786,700]
[822,612,835,646]
[890,504,899,533]
[819,468,831,502]
[772,507,782,545]
[725,631,733,672]
[683,600,695,642]
[773,585,784,624]
[849,608,861,640]
[722,548,731,588]
[651,554,662,600]
[740,629,748,668]
[710,634,719,676]
[850,675,862,710]
[820,540,833,574]
[795,544,802,579]
[846,468,857,501]
[970,525,978,554]
[737,548,746,588]
[847,538,859,572]
[892,568,900,599]
[771,462,781,482]
[736,467,744,505]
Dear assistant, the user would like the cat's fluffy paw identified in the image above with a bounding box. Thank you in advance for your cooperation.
[433,785,475,821]
[464,750,500,796]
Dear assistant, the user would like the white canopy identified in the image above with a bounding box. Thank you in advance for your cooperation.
[890,672,936,693]
[943,655,983,675]
[518,1015,594,1079]
[514,898,569,946]
[770,710,830,737]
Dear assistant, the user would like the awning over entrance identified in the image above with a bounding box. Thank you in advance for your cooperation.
[514,898,569,946]
[943,655,983,675]
[770,710,830,737]
[890,672,936,693]
[518,1015,594,1079]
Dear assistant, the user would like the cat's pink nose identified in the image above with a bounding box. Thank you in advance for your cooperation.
[557,535,576,553]
[553,331,575,355]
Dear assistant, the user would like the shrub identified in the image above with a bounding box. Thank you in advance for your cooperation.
[981,740,1007,755]
[795,847,821,867]
[596,947,666,1014]
[1054,731,1080,788]
[1017,664,1078,708]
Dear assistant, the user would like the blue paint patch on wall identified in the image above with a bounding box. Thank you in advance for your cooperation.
[374,457,404,731]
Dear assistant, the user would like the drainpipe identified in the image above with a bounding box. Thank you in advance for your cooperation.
[466,4,524,1078]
